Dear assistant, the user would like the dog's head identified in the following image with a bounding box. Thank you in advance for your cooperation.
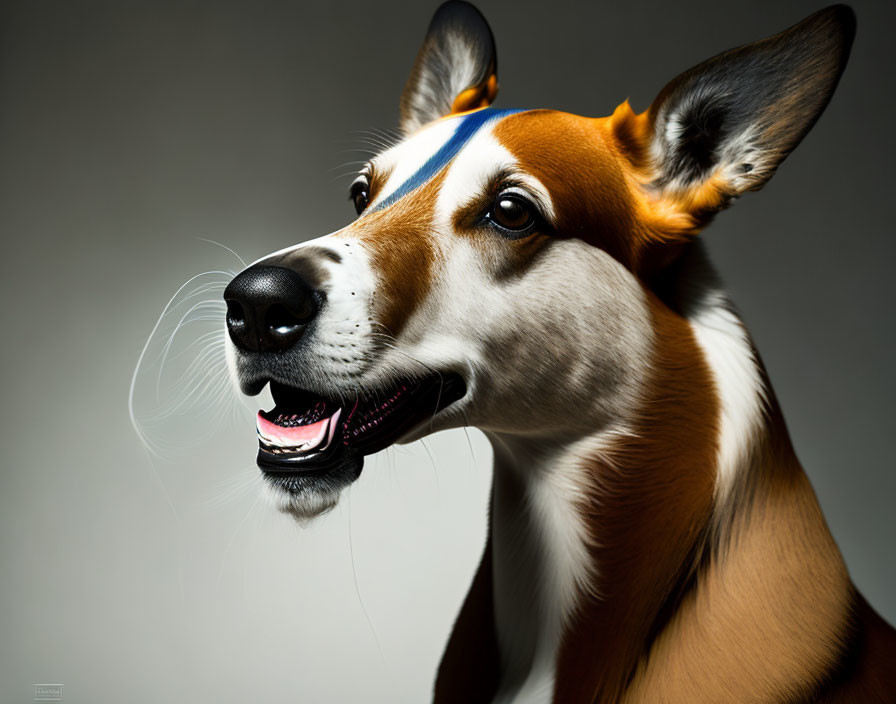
[224,2,854,520]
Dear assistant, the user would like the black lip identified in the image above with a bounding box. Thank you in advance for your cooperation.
[257,373,466,479]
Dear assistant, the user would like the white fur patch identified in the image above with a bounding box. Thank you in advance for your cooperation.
[687,288,766,501]
[435,124,556,226]
[369,117,460,209]
[490,431,627,704]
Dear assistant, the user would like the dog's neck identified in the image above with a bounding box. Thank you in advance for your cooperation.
[483,244,852,703]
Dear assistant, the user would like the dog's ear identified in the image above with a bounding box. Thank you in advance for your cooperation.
[612,5,855,231]
[399,1,498,135]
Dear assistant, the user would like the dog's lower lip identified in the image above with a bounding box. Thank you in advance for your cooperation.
[255,373,466,476]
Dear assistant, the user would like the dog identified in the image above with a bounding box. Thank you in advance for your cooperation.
[222,2,896,701]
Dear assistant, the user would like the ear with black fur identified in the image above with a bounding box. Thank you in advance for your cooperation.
[644,5,855,205]
[399,1,498,135]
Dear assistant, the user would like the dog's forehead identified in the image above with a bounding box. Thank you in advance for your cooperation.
[369,107,525,212]
[365,108,623,227]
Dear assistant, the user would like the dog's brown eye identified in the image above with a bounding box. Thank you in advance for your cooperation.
[489,194,535,233]
[350,176,370,215]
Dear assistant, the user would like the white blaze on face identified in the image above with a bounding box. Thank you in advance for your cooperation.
[368,116,463,210]
[434,126,517,222]
[435,125,556,225]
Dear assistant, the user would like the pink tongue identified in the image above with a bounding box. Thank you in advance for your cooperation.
[256,412,328,447]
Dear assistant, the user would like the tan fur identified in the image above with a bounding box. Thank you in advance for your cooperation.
[337,172,445,338]
[624,461,852,703]
[493,108,733,277]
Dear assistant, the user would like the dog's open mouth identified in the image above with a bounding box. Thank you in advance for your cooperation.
[255,373,466,475]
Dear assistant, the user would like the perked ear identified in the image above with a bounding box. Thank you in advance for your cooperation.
[615,5,855,228]
[399,1,498,135]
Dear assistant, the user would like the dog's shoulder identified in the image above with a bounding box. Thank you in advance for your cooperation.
[810,592,896,704]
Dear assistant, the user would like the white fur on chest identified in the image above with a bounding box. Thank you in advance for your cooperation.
[488,436,611,704]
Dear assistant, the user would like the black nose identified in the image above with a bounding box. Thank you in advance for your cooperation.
[224,265,319,352]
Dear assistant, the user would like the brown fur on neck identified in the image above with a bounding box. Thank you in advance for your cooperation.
[434,242,889,704]
[621,391,854,704]
[551,269,861,703]
[552,288,720,702]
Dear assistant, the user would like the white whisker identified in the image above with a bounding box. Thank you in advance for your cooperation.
[346,488,389,668]
[130,270,235,458]
[194,236,247,269]
[155,300,228,398]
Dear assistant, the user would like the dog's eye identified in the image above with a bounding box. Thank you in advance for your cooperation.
[488,193,536,233]
[350,176,370,215]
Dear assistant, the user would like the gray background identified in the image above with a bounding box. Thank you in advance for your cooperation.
[1,1,893,702]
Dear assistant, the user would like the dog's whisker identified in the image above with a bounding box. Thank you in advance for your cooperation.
[145,287,226,356]
[204,465,260,510]
[331,172,367,184]
[155,300,229,398]
[143,378,230,425]
[335,146,380,158]
[327,160,368,174]
[352,139,391,152]
[333,168,369,180]
[147,322,222,372]
[166,280,228,301]
[346,488,389,668]
[140,341,231,429]
[164,330,227,365]
[210,491,264,604]
[157,287,228,319]
[146,376,228,426]
[194,237,247,269]
[157,345,229,399]
[350,135,395,152]
[350,127,401,151]
[130,270,237,458]
[152,337,225,405]
[347,130,393,146]
[460,412,477,470]
[157,349,231,405]
[420,438,441,496]
[154,304,225,358]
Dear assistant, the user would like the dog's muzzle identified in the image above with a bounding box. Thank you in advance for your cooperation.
[224,259,466,485]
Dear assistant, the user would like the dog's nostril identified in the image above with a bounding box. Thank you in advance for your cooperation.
[266,304,304,337]
[226,300,246,327]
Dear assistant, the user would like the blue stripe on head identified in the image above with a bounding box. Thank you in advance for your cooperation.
[371,107,523,213]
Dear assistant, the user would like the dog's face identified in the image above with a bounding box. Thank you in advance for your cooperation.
[224,2,853,520]
[226,108,654,519]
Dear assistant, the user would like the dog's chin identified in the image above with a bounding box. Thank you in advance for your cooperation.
[270,487,339,524]
[261,450,364,524]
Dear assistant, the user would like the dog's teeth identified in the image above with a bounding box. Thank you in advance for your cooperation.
[257,408,342,453]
